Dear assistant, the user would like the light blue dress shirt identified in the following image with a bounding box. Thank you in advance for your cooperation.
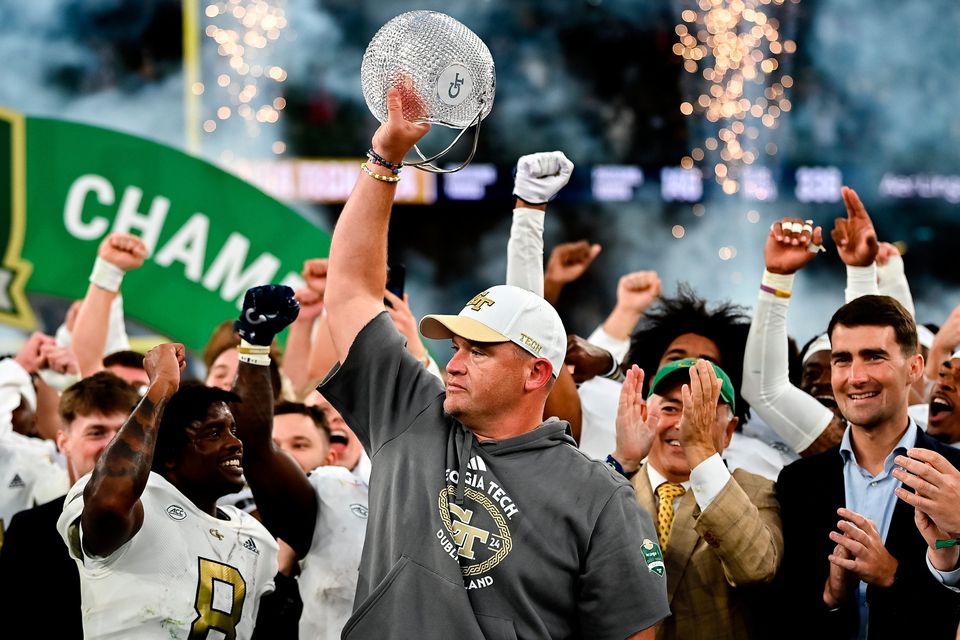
[839,420,917,639]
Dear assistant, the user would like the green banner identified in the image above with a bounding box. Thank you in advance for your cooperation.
[0,109,330,351]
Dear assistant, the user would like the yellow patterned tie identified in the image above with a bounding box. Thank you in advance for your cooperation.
[655,482,686,551]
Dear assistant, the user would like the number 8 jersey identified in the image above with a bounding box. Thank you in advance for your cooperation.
[57,472,278,640]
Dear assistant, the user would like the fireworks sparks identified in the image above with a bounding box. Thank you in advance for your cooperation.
[202,0,288,154]
[674,0,799,193]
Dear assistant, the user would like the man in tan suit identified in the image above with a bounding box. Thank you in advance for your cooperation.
[610,358,783,639]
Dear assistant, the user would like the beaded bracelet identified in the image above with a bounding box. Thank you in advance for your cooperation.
[367,148,403,175]
[360,162,401,183]
[759,283,792,299]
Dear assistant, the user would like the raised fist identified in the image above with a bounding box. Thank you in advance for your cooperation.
[293,287,324,323]
[513,151,574,205]
[236,285,300,346]
[302,258,329,298]
[144,343,185,395]
[98,232,147,272]
[545,241,602,286]
[616,271,662,316]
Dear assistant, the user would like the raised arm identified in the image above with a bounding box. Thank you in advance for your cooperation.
[299,259,341,385]
[72,233,145,377]
[282,285,325,398]
[833,186,880,302]
[232,285,318,557]
[80,343,183,557]
[324,88,430,361]
[506,151,572,294]
[504,151,582,438]
[742,217,844,456]
[588,270,661,365]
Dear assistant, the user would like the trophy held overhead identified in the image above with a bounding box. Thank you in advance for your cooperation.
[360,11,496,173]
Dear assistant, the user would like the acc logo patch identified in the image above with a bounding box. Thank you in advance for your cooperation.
[641,538,665,576]
[165,504,186,521]
[350,504,369,519]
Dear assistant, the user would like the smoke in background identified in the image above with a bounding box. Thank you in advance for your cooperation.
[1,0,958,348]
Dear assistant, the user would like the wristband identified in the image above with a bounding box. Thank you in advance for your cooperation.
[89,257,125,293]
[605,454,638,480]
[602,352,620,378]
[238,339,271,366]
[936,538,960,550]
[760,270,795,300]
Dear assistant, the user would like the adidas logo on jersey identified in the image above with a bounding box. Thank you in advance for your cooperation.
[8,474,24,489]
[242,537,259,554]
[466,456,486,472]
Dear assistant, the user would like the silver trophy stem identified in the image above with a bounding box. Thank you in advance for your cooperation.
[403,106,483,174]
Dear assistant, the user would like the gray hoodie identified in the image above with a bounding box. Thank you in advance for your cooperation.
[321,313,669,639]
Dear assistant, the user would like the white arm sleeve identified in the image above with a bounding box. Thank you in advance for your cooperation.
[505,207,545,297]
[104,295,132,355]
[876,254,916,317]
[844,264,879,302]
[586,325,631,365]
[742,274,834,453]
[53,295,131,356]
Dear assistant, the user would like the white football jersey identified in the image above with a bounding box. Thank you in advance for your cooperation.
[0,432,68,542]
[58,472,278,640]
[298,465,368,640]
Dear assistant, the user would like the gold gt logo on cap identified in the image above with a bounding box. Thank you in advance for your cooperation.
[465,291,495,312]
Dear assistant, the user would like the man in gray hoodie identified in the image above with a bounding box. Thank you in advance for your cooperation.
[319,87,669,639]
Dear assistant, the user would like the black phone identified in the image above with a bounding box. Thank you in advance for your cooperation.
[385,263,406,306]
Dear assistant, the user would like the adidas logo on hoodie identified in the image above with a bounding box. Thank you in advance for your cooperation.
[466,456,486,472]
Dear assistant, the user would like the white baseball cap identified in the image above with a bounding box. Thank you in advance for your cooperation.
[419,285,566,377]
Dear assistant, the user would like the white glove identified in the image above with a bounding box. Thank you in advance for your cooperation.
[513,151,574,205]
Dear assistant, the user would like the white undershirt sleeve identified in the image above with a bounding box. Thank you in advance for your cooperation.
[742,272,834,453]
[876,254,916,317]
[505,207,545,297]
[54,295,131,356]
[844,264,879,302]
